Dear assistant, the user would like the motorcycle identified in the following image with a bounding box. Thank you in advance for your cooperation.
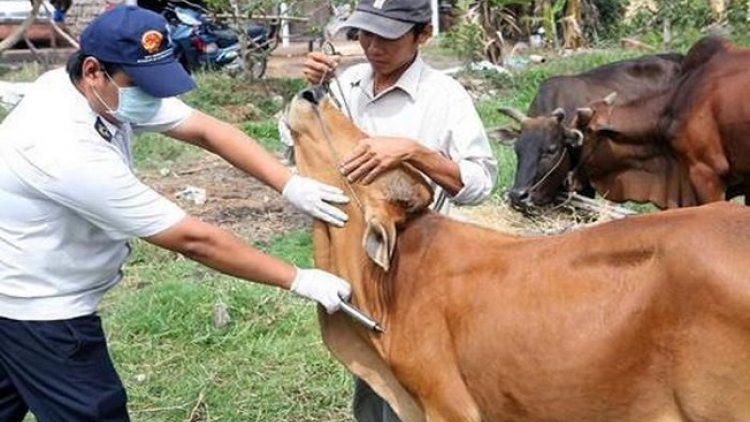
[162,2,279,78]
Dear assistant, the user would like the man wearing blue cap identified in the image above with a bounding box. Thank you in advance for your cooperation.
[0,5,354,421]
[299,0,497,421]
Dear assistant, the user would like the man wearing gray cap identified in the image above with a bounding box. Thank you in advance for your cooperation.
[300,1,498,421]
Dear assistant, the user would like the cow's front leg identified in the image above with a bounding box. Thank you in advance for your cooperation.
[389,347,482,422]
[403,367,482,422]
[420,389,483,422]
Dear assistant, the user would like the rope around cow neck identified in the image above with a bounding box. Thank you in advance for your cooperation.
[527,147,569,195]
[311,105,366,214]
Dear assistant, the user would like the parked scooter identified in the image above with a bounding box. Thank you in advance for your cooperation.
[162,2,278,78]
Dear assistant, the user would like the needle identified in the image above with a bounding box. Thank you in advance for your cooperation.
[338,298,384,333]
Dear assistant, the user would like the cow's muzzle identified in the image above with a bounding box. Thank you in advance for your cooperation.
[509,188,537,213]
[299,84,327,105]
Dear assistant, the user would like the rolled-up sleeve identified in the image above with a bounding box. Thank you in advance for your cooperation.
[444,94,498,206]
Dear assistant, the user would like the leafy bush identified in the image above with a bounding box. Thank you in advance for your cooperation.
[590,0,627,41]
[624,0,714,48]
[443,1,486,64]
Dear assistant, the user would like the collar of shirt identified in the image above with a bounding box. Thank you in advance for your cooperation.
[356,54,426,101]
[57,69,124,143]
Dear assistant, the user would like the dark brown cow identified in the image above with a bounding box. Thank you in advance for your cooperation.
[574,35,750,208]
[286,84,750,422]
[497,53,683,211]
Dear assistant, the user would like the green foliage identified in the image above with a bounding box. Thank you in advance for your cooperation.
[725,1,750,35]
[624,0,714,48]
[444,0,527,64]
[590,0,627,41]
[242,120,285,154]
[443,1,486,64]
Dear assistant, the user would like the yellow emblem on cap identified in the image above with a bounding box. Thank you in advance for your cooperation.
[141,30,163,54]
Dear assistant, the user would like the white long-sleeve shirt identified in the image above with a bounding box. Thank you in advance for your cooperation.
[328,54,497,214]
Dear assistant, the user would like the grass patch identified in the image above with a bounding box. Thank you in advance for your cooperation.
[99,233,352,422]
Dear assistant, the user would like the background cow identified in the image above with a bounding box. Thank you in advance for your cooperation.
[287,84,750,422]
[496,53,683,212]
[574,35,750,208]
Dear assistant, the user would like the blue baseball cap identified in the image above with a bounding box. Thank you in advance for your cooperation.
[80,5,195,98]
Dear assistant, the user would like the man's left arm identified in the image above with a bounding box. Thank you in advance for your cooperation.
[165,109,291,192]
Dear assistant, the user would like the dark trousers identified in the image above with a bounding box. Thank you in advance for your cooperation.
[0,315,129,422]
[353,377,402,422]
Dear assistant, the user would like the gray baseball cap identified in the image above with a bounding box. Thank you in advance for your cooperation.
[341,0,432,40]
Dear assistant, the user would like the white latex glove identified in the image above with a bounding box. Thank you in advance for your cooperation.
[282,174,350,227]
[290,268,352,313]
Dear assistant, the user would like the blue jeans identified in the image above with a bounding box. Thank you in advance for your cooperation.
[0,315,129,422]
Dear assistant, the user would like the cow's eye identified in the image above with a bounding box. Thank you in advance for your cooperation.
[545,144,559,155]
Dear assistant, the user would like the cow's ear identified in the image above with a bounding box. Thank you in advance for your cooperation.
[488,125,519,146]
[382,171,433,214]
[551,108,566,123]
[564,128,584,148]
[362,216,397,271]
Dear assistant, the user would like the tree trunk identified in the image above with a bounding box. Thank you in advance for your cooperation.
[706,0,727,20]
[541,0,558,49]
[480,0,503,65]
[0,0,44,55]
[562,0,584,49]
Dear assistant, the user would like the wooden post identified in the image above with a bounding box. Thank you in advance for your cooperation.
[431,0,439,37]
[280,2,290,47]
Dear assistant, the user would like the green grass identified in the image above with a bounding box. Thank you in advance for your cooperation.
[103,228,349,422]
[9,46,687,421]
[100,233,352,422]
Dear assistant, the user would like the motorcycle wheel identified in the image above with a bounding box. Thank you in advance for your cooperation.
[175,50,194,74]
[243,49,267,79]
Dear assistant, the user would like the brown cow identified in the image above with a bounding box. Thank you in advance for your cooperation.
[574,35,750,208]
[495,53,683,211]
[286,84,750,422]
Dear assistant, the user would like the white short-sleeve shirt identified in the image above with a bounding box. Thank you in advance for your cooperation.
[0,68,191,320]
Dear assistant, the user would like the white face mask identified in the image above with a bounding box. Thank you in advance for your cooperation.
[93,72,162,124]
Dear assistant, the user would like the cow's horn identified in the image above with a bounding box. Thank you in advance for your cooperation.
[604,92,618,105]
[551,108,566,122]
[575,108,594,127]
[497,107,529,124]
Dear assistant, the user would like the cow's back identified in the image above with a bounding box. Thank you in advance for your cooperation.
[387,202,750,421]
[528,54,683,120]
